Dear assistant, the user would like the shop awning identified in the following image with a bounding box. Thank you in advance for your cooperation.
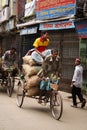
[16,15,75,29]
[16,19,42,28]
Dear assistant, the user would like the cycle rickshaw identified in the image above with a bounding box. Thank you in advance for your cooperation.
[0,64,16,97]
[16,75,63,120]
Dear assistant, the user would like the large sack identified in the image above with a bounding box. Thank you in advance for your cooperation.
[22,55,36,66]
[22,64,30,75]
[31,49,51,64]
[25,75,41,89]
[22,64,41,77]
[27,86,40,96]
[24,74,29,81]
[22,55,31,64]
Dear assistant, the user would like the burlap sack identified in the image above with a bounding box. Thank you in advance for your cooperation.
[22,55,36,66]
[25,75,41,89]
[29,58,37,66]
[22,64,41,77]
[24,74,29,81]
[22,55,31,64]
[27,86,40,96]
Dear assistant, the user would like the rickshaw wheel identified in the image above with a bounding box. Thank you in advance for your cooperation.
[50,91,63,120]
[7,77,12,97]
[10,77,15,96]
[7,77,14,97]
[16,80,25,107]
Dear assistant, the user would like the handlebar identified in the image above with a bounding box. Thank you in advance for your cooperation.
[2,65,14,72]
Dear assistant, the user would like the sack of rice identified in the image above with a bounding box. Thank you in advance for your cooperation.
[22,64,42,77]
[29,58,36,66]
[28,66,41,77]
[26,75,41,89]
[22,64,31,75]
[27,86,40,96]
[22,55,31,64]
[22,55,36,66]
[24,74,29,81]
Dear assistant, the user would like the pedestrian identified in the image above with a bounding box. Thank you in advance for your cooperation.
[70,58,86,108]
[38,48,61,103]
[31,30,51,64]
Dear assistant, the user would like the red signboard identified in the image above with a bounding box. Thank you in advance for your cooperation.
[36,0,76,20]
[36,0,76,11]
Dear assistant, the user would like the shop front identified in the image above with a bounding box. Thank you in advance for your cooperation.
[19,25,40,58]
[75,20,87,93]
[39,20,79,92]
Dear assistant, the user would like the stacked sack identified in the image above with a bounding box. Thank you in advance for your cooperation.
[22,55,41,96]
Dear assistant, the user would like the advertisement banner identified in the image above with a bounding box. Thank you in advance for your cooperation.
[75,20,87,38]
[39,20,75,30]
[36,0,76,20]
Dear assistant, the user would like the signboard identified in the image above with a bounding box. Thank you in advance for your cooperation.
[39,20,75,30]
[20,27,37,35]
[75,20,87,38]
[36,0,76,20]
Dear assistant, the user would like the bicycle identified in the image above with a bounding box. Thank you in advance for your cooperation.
[0,66,15,97]
[16,76,63,120]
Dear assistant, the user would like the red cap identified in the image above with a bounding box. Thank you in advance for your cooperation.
[75,58,81,62]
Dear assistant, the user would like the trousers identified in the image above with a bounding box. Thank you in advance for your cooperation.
[72,85,84,105]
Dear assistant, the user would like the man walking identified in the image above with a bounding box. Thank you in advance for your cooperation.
[71,58,86,108]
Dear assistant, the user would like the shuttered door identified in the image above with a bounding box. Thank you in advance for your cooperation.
[22,33,40,57]
[49,29,79,92]
[49,29,79,80]
[62,30,79,80]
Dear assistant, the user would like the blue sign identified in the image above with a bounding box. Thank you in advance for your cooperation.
[75,20,87,38]
[39,20,75,30]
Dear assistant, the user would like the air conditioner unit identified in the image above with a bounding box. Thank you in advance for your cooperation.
[83,2,87,17]
[1,0,9,8]
[9,18,15,30]
[76,0,87,18]
[1,6,9,23]
[9,0,17,17]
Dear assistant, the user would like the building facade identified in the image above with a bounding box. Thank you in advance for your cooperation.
[0,0,87,93]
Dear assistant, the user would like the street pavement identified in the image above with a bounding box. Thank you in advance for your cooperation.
[0,85,87,130]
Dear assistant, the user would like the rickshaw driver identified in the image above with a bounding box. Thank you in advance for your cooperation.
[38,48,61,103]
[1,47,18,82]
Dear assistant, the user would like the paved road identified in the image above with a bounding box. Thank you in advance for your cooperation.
[0,83,87,130]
